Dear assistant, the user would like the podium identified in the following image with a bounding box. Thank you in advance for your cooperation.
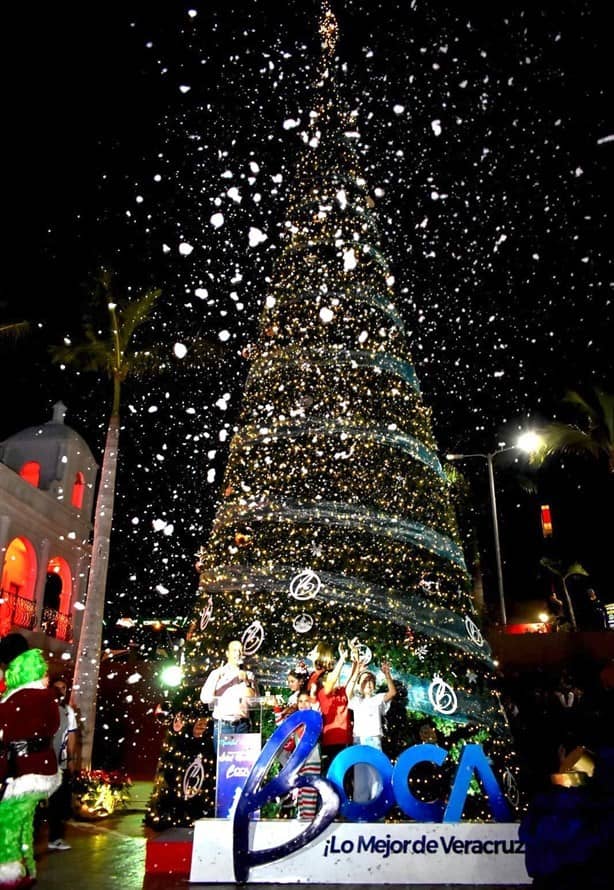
[214,695,267,818]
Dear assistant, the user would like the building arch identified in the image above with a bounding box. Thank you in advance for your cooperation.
[0,536,38,634]
[71,471,85,509]
[19,460,41,487]
[44,556,73,640]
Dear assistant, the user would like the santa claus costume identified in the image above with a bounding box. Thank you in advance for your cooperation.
[0,648,61,889]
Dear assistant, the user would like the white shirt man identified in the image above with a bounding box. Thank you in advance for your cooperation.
[200,640,257,749]
[48,679,79,850]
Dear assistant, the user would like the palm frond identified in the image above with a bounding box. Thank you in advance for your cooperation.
[51,277,162,387]
[530,422,603,465]
[595,389,614,442]
[115,288,162,354]
[51,332,115,376]
[0,321,30,342]
[540,557,588,579]
[516,474,538,496]
[540,557,563,577]
[565,562,589,578]
[562,389,599,424]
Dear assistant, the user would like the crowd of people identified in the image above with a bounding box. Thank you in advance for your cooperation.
[199,636,398,819]
[548,586,610,632]
[199,637,614,809]
[502,657,614,888]
[197,635,614,884]
[2,626,611,885]
[500,658,614,795]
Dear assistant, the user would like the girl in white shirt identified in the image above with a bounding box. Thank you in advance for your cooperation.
[348,661,396,803]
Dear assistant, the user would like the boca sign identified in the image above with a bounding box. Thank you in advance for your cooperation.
[232,710,514,882]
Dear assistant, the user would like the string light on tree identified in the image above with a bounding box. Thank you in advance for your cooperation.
[146,2,522,830]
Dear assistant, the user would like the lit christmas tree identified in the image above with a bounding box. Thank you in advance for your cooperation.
[147,2,519,829]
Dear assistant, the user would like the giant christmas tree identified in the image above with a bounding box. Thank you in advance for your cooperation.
[147,3,519,829]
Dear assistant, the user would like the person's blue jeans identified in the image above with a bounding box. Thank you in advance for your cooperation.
[353,735,383,803]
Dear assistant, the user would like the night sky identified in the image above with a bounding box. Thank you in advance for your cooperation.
[2,1,612,627]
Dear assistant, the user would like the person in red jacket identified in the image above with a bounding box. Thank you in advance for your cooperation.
[0,643,60,889]
[308,641,360,774]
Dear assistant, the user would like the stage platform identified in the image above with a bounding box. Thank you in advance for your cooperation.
[146,820,530,885]
[145,826,194,876]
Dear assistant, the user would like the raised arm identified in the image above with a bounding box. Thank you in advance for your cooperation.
[381,660,397,702]
[322,642,349,695]
[344,658,362,701]
[308,669,324,701]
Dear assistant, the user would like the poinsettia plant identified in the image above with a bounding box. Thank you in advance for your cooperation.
[72,769,132,819]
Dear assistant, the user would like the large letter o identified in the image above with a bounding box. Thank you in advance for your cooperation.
[327,745,395,822]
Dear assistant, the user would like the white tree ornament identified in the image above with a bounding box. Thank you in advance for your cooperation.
[183,754,206,799]
[428,676,458,715]
[350,639,372,665]
[293,613,314,634]
[200,597,214,630]
[289,569,322,601]
[502,769,520,808]
[464,615,484,648]
[241,620,265,655]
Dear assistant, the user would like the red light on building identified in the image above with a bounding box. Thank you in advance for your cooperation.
[540,504,553,538]
[506,622,550,635]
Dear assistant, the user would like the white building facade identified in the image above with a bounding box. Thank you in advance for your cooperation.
[0,401,97,655]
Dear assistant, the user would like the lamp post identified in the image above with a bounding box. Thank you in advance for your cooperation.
[446,447,514,627]
[446,433,543,627]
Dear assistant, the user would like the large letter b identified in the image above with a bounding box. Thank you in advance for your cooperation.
[233,709,339,881]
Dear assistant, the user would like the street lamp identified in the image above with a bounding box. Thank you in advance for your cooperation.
[446,434,542,628]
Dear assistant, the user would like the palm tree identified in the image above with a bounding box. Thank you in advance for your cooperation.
[51,272,161,766]
[540,559,589,631]
[532,388,614,473]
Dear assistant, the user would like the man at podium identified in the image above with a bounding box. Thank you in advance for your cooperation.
[200,640,258,750]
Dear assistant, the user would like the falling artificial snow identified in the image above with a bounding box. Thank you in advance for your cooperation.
[40,2,609,717]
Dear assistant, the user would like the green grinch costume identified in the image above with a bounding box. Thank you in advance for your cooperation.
[0,648,61,888]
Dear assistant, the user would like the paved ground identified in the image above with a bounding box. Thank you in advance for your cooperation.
[32,781,529,889]
[34,781,151,890]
